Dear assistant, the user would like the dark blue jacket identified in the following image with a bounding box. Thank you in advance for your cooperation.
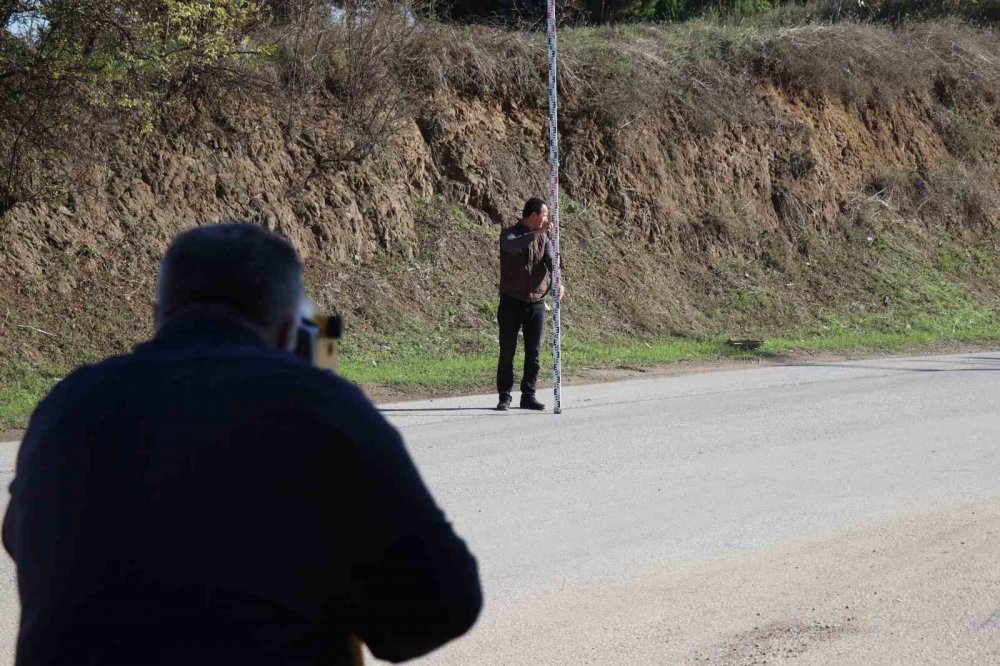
[3,318,481,665]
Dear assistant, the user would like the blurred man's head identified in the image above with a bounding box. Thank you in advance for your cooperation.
[155,223,303,350]
[521,198,548,231]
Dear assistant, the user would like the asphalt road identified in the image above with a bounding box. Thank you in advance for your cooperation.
[1,352,998,664]
[375,352,1000,665]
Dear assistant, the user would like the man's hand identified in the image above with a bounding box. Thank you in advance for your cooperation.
[557,284,565,300]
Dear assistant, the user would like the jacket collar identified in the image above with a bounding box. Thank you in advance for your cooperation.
[138,316,269,354]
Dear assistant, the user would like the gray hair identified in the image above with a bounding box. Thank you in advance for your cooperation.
[157,223,303,334]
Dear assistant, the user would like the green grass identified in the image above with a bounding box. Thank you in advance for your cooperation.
[339,323,1000,395]
[4,322,999,430]
[764,328,1000,354]
[4,245,999,427]
[0,362,63,431]
[335,245,1000,394]
[337,335,753,393]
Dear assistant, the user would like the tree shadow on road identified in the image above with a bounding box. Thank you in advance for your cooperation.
[791,361,1000,373]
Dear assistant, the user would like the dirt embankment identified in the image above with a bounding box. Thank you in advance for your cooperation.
[2,21,999,370]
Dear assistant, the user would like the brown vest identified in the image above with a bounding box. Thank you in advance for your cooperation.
[499,225,551,303]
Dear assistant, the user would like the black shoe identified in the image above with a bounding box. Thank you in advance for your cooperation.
[520,395,546,411]
[497,395,512,411]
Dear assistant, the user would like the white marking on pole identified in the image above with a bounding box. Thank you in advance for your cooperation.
[547,0,563,414]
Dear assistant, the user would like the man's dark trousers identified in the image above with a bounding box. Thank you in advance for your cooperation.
[497,295,546,399]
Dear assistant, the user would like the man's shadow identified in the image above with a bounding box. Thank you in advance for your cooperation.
[380,407,499,413]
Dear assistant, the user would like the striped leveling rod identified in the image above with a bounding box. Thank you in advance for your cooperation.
[546,0,563,414]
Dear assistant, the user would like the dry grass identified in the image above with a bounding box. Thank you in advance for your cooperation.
[317,17,1000,138]
[3,7,1000,428]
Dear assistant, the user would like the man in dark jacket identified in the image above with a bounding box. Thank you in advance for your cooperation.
[3,223,481,665]
[496,198,565,411]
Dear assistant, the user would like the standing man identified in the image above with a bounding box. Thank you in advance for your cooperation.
[496,197,565,411]
[4,223,482,665]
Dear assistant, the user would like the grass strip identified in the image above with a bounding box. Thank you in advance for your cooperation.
[4,328,998,430]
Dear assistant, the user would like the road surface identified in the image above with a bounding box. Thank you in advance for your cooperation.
[377,352,1000,665]
[1,352,998,664]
